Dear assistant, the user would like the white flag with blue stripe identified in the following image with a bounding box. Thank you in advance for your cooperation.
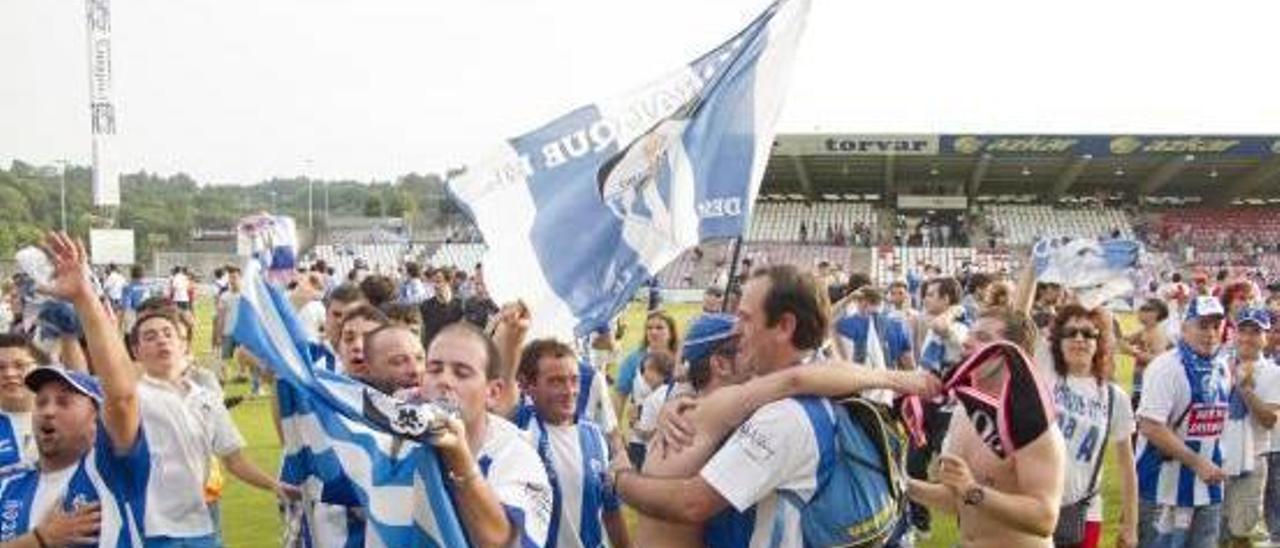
[230,260,468,547]
[448,0,810,337]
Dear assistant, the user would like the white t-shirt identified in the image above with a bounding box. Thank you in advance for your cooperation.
[217,291,240,337]
[700,397,831,548]
[921,314,967,373]
[138,375,245,537]
[1050,374,1135,519]
[0,302,12,334]
[1221,357,1280,470]
[104,272,126,301]
[170,274,191,303]
[1261,359,1280,455]
[581,367,618,435]
[28,463,76,527]
[297,300,327,343]
[635,383,679,442]
[627,380,656,445]
[477,414,553,548]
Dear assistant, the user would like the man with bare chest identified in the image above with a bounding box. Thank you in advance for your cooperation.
[907,308,1066,547]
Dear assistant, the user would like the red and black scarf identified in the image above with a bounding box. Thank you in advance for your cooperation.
[900,341,1055,458]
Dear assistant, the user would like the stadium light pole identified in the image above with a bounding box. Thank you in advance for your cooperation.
[57,160,68,232]
[305,158,314,230]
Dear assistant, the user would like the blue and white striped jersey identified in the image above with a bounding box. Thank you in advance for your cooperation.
[1135,348,1231,507]
[0,423,149,547]
[521,419,619,548]
[478,414,553,548]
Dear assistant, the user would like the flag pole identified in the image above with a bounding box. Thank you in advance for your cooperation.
[721,237,744,313]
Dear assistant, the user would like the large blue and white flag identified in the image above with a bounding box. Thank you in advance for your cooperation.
[1033,237,1143,309]
[230,260,469,548]
[448,0,810,337]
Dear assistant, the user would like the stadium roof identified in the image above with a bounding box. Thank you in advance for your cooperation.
[761,134,1280,206]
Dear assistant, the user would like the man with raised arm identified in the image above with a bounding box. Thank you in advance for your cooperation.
[0,232,147,548]
[906,253,1066,547]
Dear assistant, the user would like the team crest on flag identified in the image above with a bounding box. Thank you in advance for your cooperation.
[449,0,811,337]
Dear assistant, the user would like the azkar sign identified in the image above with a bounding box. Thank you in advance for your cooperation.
[942,135,1280,157]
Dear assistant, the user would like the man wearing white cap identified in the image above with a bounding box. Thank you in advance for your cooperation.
[0,232,147,547]
[1134,295,1233,548]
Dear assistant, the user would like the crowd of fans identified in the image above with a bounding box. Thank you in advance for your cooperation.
[3,227,1280,547]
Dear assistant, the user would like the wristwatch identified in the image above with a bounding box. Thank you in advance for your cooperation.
[962,485,985,506]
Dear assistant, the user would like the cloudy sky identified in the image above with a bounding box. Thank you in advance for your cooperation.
[3,0,1277,184]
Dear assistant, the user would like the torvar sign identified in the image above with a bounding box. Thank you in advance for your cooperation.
[773,134,939,156]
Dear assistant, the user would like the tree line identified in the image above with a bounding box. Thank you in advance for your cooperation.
[0,160,466,261]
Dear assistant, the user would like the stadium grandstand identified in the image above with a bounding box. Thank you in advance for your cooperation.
[298,133,1280,290]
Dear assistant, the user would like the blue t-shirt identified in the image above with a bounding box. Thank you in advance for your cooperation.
[835,312,912,367]
[614,350,648,397]
[0,422,150,547]
[0,411,34,475]
[121,283,150,313]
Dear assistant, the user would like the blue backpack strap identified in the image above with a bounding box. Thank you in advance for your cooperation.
[795,397,837,486]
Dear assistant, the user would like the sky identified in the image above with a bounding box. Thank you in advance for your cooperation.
[2,0,1278,185]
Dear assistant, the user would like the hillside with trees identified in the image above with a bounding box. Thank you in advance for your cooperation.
[0,160,464,261]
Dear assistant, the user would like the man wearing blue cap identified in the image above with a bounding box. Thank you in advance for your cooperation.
[1219,308,1280,548]
[0,232,146,547]
[681,314,750,395]
[614,266,939,547]
[1134,295,1233,548]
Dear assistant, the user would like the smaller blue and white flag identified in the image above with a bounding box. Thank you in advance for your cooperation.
[1033,237,1142,309]
[231,260,468,548]
[449,0,811,337]
[237,213,298,284]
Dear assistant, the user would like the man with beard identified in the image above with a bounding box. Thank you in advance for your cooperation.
[0,232,147,547]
